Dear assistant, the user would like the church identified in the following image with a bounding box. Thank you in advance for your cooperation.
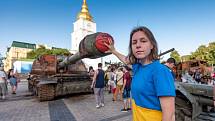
[71,0,102,70]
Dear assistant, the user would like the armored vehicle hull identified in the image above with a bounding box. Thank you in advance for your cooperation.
[28,57,92,101]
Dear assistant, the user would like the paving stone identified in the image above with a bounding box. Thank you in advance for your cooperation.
[64,92,132,121]
[0,80,132,121]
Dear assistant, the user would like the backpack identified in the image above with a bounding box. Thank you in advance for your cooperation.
[104,73,109,82]
[111,74,115,81]
[195,73,201,80]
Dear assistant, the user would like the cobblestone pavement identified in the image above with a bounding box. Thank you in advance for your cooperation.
[0,81,132,121]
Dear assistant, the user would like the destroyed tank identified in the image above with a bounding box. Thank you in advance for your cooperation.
[28,32,113,101]
[174,60,215,120]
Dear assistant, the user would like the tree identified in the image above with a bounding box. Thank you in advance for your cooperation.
[27,47,70,59]
[181,55,192,62]
[170,50,181,63]
[205,42,215,65]
[190,42,215,65]
[192,45,208,60]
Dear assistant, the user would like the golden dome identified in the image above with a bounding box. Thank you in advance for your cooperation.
[77,0,93,21]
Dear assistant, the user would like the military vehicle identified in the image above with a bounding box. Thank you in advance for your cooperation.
[175,81,214,121]
[151,50,214,120]
[28,32,113,101]
[174,60,215,120]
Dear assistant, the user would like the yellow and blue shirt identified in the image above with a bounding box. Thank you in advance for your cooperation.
[131,60,176,121]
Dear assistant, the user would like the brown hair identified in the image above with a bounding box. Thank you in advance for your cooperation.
[128,26,158,64]
[98,63,102,67]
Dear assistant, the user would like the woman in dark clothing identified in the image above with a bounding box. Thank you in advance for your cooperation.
[8,69,18,94]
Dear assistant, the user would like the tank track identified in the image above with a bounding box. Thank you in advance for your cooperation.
[175,97,192,121]
[38,84,55,101]
[175,96,215,121]
[195,112,215,121]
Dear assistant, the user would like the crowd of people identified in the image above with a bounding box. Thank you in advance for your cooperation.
[0,66,20,100]
[89,63,132,112]
[181,67,215,85]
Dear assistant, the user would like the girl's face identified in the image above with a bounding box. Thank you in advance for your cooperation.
[10,71,14,75]
[131,31,153,60]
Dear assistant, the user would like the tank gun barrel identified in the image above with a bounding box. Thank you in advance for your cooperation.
[159,48,175,57]
[59,32,114,68]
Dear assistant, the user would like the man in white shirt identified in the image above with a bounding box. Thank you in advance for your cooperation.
[0,66,7,99]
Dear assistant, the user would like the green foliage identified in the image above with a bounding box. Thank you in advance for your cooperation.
[27,47,70,59]
[192,45,208,60]
[170,50,181,63]
[181,55,192,62]
[205,42,215,65]
[17,58,35,62]
[190,42,215,65]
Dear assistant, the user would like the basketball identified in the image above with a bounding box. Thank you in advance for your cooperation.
[95,33,113,53]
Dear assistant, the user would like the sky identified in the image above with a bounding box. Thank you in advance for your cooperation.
[0,0,215,62]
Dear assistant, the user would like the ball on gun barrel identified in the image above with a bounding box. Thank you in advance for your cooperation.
[95,33,114,53]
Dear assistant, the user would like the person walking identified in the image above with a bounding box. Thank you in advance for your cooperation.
[88,66,95,80]
[111,68,117,101]
[0,66,7,99]
[8,69,19,94]
[121,65,132,112]
[104,66,111,92]
[91,63,105,108]
[114,67,124,101]
[104,26,176,121]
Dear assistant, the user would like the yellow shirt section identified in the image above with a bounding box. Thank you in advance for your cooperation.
[132,100,162,121]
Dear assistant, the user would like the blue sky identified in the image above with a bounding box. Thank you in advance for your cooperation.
[0,0,214,61]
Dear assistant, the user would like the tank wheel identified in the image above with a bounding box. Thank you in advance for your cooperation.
[175,97,192,121]
[38,84,55,101]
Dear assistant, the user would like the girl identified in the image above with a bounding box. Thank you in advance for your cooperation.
[105,26,176,121]
[8,69,19,94]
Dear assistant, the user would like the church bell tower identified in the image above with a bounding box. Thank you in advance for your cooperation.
[71,0,96,53]
[71,0,101,69]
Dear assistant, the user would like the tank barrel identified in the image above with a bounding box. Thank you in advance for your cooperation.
[59,32,114,68]
[195,96,214,107]
[58,52,82,67]
[159,48,175,57]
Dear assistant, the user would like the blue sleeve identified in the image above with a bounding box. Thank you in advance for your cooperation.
[153,66,176,97]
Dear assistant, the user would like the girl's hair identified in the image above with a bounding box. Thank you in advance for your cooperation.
[128,26,159,64]
[88,66,93,72]
[123,65,131,71]
[8,69,14,79]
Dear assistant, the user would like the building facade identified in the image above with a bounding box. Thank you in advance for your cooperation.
[4,41,36,71]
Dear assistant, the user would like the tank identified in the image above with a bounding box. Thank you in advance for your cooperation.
[174,60,215,120]
[28,32,113,101]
